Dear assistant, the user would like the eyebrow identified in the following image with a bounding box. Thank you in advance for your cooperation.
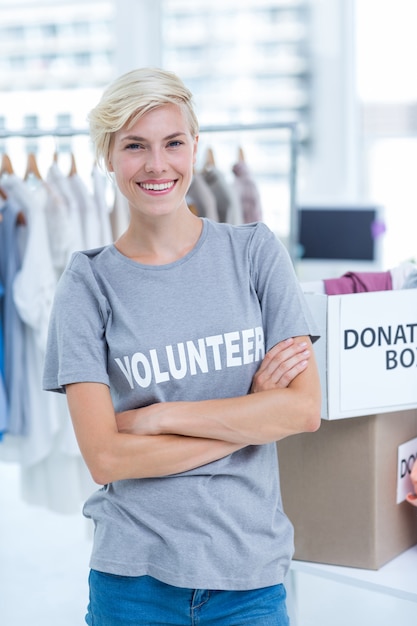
[119,132,187,142]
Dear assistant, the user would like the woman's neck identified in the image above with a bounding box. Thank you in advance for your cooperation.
[115,209,203,266]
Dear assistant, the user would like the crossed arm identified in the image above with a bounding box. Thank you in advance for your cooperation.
[66,336,321,485]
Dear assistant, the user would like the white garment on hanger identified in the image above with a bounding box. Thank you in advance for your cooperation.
[92,164,114,245]
[110,185,130,240]
[43,181,72,280]
[1,177,60,466]
[47,162,85,256]
[0,175,94,513]
[68,172,102,250]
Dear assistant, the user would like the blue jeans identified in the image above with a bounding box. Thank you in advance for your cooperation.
[86,570,290,625]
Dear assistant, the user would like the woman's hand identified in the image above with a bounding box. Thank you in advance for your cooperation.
[406,459,417,506]
[251,337,310,393]
[116,404,161,436]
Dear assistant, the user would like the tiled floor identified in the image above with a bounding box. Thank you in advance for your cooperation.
[1,461,416,626]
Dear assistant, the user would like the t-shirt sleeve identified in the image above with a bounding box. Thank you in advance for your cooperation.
[250,223,320,351]
[42,253,110,393]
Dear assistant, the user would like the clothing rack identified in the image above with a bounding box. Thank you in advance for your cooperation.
[0,121,299,260]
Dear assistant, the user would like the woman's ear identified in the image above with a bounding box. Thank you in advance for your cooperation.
[192,135,199,165]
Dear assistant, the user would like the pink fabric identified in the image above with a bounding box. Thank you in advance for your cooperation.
[324,271,392,295]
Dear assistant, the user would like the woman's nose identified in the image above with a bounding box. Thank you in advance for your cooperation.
[144,149,166,173]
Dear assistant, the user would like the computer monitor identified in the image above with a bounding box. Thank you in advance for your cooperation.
[297,205,385,262]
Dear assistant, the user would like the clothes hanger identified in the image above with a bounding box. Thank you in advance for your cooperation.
[68,152,77,176]
[0,154,25,224]
[0,155,12,206]
[0,184,5,225]
[204,147,216,169]
[16,210,27,226]
[24,152,42,181]
[0,153,14,176]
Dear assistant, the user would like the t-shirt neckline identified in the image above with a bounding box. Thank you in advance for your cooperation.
[109,218,209,270]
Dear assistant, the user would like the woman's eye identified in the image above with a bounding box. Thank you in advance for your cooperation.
[125,143,143,150]
[168,140,183,148]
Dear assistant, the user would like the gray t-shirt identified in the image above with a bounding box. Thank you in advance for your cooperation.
[43,219,318,590]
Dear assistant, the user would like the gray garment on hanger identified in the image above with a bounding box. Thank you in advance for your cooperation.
[186,172,219,220]
[232,161,263,223]
[202,166,243,224]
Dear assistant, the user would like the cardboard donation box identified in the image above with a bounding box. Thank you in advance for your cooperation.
[277,289,417,569]
[305,289,417,419]
[278,410,417,570]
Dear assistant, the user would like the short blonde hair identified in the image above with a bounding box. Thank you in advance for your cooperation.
[89,67,199,169]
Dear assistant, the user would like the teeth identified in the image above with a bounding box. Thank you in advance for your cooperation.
[140,181,175,191]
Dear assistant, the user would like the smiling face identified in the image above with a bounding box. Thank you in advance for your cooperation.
[108,103,198,220]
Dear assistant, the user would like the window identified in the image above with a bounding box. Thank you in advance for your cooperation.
[73,21,90,36]
[6,25,25,40]
[42,23,58,38]
[74,52,91,67]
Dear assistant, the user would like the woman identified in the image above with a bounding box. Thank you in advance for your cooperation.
[43,67,321,625]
